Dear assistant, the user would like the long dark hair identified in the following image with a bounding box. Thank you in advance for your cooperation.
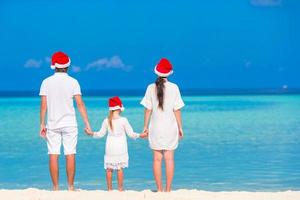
[155,77,166,110]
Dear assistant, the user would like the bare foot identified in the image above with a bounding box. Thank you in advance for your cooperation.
[68,185,75,191]
[52,185,59,191]
[118,187,124,192]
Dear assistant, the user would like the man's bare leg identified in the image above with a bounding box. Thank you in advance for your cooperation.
[66,154,75,191]
[49,154,59,190]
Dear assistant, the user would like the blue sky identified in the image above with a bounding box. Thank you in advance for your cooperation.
[0,0,299,91]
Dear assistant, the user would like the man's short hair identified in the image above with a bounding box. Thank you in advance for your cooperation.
[55,67,68,73]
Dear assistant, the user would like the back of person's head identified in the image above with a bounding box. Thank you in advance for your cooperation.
[107,96,125,131]
[154,58,173,110]
[55,67,68,73]
[50,51,71,72]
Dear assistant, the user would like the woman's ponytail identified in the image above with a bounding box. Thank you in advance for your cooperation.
[155,77,166,110]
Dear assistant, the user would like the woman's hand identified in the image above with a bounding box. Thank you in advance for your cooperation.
[140,129,148,138]
[85,127,94,136]
[178,128,184,140]
[40,124,47,138]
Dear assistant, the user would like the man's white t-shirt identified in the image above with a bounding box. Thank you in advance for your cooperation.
[39,73,81,130]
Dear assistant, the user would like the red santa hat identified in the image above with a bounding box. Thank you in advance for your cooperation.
[50,51,71,69]
[154,58,173,77]
[109,96,125,111]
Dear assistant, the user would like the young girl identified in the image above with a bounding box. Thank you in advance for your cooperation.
[85,96,147,191]
[141,58,184,192]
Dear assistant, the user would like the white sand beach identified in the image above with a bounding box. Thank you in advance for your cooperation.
[0,189,300,200]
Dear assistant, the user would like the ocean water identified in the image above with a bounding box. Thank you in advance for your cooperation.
[0,95,300,191]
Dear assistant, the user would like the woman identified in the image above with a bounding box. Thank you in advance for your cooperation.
[141,58,185,192]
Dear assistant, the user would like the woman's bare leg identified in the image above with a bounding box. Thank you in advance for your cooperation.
[153,150,163,192]
[106,169,113,191]
[164,150,174,192]
[117,169,124,191]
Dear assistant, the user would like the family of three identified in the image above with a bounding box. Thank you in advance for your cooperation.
[39,51,185,192]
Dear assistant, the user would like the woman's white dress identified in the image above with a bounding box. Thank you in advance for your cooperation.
[140,81,184,150]
[93,117,140,169]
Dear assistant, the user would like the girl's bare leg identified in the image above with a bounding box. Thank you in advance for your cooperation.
[117,169,124,191]
[106,169,113,191]
[153,150,163,192]
[164,150,174,192]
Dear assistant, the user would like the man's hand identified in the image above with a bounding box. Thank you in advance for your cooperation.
[40,124,47,138]
[85,123,92,134]
[85,127,94,136]
[179,128,184,140]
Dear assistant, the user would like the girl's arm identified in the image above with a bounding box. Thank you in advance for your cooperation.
[124,118,140,139]
[174,109,184,139]
[86,119,107,138]
[143,108,152,132]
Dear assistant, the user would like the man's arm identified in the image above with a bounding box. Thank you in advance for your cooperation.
[40,96,47,137]
[74,95,91,131]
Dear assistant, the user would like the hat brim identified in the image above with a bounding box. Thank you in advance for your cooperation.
[109,106,125,111]
[154,65,173,77]
[50,59,71,69]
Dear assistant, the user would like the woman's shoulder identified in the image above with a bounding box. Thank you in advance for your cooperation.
[166,81,180,90]
[146,83,156,90]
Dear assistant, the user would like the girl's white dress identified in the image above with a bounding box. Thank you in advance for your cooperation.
[140,81,184,150]
[93,117,140,170]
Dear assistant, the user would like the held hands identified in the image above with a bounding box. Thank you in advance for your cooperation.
[84,122,94,136]
[40,124,47,139]
[139,128,149,139]
[85,127,94,136]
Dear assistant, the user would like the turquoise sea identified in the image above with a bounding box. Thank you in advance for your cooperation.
[0,94,300,191]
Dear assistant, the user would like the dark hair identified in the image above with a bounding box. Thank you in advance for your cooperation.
[155,77,166,110]
[55,67,68,73]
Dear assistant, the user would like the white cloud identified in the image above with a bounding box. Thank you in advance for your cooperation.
[87,56,132,72]
[24,59,42,68]
[72,65,81,73]
[250,0,281,6]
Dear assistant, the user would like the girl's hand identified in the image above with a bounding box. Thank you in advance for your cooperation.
[40,124,47,139]
[179,128,184,140]
[85,127,94,136]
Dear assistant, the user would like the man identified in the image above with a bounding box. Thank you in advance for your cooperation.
[39,51,91,191]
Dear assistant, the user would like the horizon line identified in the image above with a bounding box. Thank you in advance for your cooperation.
[0,88,300,97]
